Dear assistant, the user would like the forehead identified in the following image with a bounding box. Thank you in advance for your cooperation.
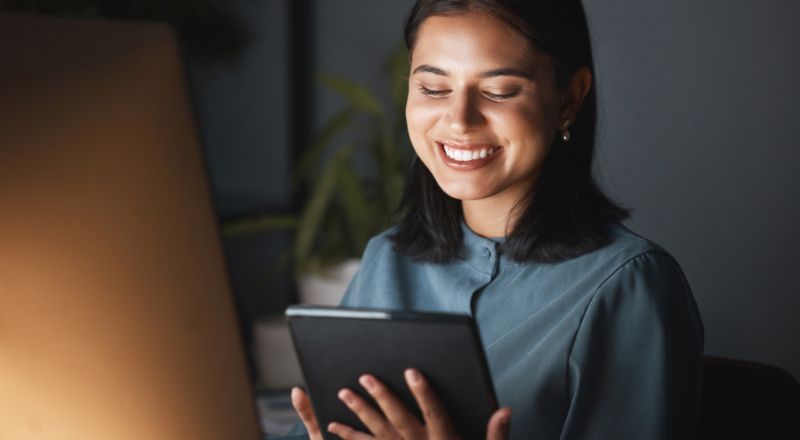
[411,11,545,73]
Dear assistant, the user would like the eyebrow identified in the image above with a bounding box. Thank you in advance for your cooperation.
[412,64,533,80]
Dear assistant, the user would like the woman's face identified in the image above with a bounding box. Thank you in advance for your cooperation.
[406,11,564,205]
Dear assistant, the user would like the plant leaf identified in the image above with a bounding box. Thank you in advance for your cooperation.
[384,44,410,114]
[293,145,352,267]
[294,106,357,185]
[221,214,297,237]
[336,163,372,252]
[318,74,383,116]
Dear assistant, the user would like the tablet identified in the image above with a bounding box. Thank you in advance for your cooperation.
[286,305,498,440]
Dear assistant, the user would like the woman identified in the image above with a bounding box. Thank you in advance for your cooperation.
[288,1,704,439]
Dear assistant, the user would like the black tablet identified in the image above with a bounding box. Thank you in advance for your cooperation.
[286,305,498,440]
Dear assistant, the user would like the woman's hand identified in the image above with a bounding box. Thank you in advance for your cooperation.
[292,386,325,440]
[293,368,511,439]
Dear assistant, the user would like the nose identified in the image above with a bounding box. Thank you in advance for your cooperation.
[443,90,485,134]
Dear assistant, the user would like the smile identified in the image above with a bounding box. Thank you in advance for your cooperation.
[443,144,499,161]
[437,141,502,170]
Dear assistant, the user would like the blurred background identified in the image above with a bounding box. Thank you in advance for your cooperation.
[2,0,799,436]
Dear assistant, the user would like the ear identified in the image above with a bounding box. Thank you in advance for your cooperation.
[558,67,592,126]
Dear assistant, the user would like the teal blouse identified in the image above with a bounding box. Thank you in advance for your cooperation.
[284,223,704,439]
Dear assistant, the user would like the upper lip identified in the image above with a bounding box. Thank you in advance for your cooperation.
[437,140,499,150]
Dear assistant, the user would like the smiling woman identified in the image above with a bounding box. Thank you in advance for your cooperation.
[284,1,704,439]
[393,1,630,264]
[405,10,586,241]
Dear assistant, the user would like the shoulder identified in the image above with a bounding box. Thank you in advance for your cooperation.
[497,224,692,312]
[568,225,703,353]
[359,226,402,266]
[577,224,699,327]
[339,226,420,308]
[606,224,685,280]
[347,226,406,277]
[567,223,682,286]
[592,223,687,285]
[532,223,697,322]
[597,223,672,264]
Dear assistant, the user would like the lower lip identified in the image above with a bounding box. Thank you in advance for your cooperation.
[437,142,503,170]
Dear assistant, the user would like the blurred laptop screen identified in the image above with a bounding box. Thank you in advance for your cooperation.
[0,14,261,440]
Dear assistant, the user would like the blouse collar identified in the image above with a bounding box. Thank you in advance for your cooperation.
[460,221,505,275]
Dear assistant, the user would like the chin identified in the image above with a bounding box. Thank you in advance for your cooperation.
[437,181,495,201]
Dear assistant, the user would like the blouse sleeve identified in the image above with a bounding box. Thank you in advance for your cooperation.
[559,251,704,440]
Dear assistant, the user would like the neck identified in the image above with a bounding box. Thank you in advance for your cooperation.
[462,192,520,238]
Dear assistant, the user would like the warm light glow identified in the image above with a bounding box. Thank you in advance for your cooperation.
[0,15,260,440]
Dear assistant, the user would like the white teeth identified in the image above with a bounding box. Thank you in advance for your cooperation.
[442,144,496,162]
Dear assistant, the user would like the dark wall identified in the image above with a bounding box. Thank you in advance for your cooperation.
[191,0,291,216]
[310,0,414,129]
[189,0,294,321]
[585,0,800,378]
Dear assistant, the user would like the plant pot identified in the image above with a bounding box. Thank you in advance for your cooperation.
[296,258,360,306]
[253,316,303,390]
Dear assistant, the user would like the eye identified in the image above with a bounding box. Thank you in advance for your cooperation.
[418,86,450,98]
[482,90,520,101]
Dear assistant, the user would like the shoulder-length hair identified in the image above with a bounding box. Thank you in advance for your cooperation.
[389,0,630,264]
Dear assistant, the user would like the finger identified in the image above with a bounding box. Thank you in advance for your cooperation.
[359,374,424,439]
[486,407,512,440]
[327,421,374,440]
[337,388,394,437]
[404,368,458,438]
[291,387,322,439]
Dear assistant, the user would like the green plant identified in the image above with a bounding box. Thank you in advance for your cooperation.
[224,45,411,276]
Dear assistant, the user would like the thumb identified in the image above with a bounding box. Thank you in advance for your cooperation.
[486,407,512,440]
[291,387,323,440]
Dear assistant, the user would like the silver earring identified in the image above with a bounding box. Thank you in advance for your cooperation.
[560,120,572,142]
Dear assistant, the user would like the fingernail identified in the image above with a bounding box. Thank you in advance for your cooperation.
[359,375,375,391]
[405,368,421,385]
[338,389,353,405]
[501,411,511,427]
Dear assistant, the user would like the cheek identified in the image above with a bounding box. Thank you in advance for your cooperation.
[405,97,442,155]
[487,102,551,145]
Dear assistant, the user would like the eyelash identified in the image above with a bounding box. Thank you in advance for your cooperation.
[417,86,519,101]
[484,91,519,101]
[418,86,449,97]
